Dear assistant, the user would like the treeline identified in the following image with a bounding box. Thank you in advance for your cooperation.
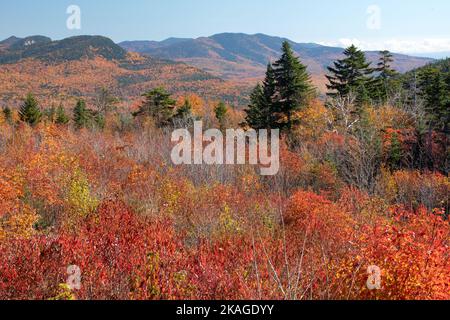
[2,42,448,179]
[2,88,117,130]
[2,88,232,132]
[244,41,449,176]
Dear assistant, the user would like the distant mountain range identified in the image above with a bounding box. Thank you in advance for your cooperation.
[120,33,435,91]
[0,33,437,108]
[0,35,245,107]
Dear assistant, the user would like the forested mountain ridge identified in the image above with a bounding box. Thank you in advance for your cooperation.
[120,33,434,89]
[0,35,248,107]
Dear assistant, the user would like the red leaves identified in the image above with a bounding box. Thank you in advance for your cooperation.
[0,122,448,300]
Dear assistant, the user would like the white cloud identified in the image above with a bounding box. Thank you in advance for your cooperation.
[318,38,450,54]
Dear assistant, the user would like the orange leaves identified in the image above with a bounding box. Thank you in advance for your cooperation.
[285,190,355,258]
[0,167,23,217]
[0,108,449,300]
[378,169,450,213]
[352,209,450,300]
[284,190,450,300]
[0,167,39,240]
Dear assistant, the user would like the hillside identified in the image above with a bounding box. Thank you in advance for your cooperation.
[120,33,434,91]
[0,35,247,107]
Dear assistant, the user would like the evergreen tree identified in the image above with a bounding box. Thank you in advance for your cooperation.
[387,132,403,170]
[134,87,176,127]
[419,67,450,134]
[375,50,398,103]
[245,84,265,129]
[273,41,314,130]
[245,63,277,130]
[55,104,70,125]
[19,93,42,126]
[172,98,197,127]
[2,107,12,124]
[326,45,375,105]
[174,98,193,120]
[92,111,105,130]
[73,99,91,129]
[377,50,397,80]
[214,101,228,130]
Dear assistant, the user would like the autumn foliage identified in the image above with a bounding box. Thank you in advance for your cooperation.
[0,97,449,300]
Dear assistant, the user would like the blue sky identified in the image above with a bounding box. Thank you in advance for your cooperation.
[1,0,449,54]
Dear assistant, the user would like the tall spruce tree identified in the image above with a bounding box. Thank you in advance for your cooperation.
[419,67,450,134]
[134,87,176,127]
[245,84,266,129]
[55,104,70,125]
[19,93,42,126]
[272,41,314,130]
[73,99,91,129]
[245,63,277,130]
[375,50,398,103]
[214,101,228,130]
[326,45,375,105]
[377,50,397,80]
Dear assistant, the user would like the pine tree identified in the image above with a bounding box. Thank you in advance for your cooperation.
[172,98,196,127]
[245,84,265,129]
[377,50,397,80]
[92,111,105,130]
[134,87,176,127]
[387,132,403,170]
[245,63,277,130]
[73,99,91,129]
[55,104,70,125]
[419,67,450,133]
[19,93,42,126]
[174,98,193,120]
[326,45,374,104]
[273,41,314,130]
[214,101,228,130]
[375,50,398,103]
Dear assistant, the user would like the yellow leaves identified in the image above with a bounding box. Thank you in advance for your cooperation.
[1,204,39,240]
[0,168,24,216]
[295,100,332,140]
[176,94,205,116]
[218,204,241,236]
[0,168,38,240]
[160,179,185,217]
[66,169,99,219]
[239,173,261,194]
[49,284,76,301]
[366,105,415,131]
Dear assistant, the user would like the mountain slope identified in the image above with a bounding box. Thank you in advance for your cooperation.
[0,35,127,64]
[0,35,247,107]
[120,33,435,91]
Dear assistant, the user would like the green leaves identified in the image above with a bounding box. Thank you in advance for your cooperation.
[19,93,42,126]
[134,87,177,127]
[326,45,374,105]
[245,42,314,131]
